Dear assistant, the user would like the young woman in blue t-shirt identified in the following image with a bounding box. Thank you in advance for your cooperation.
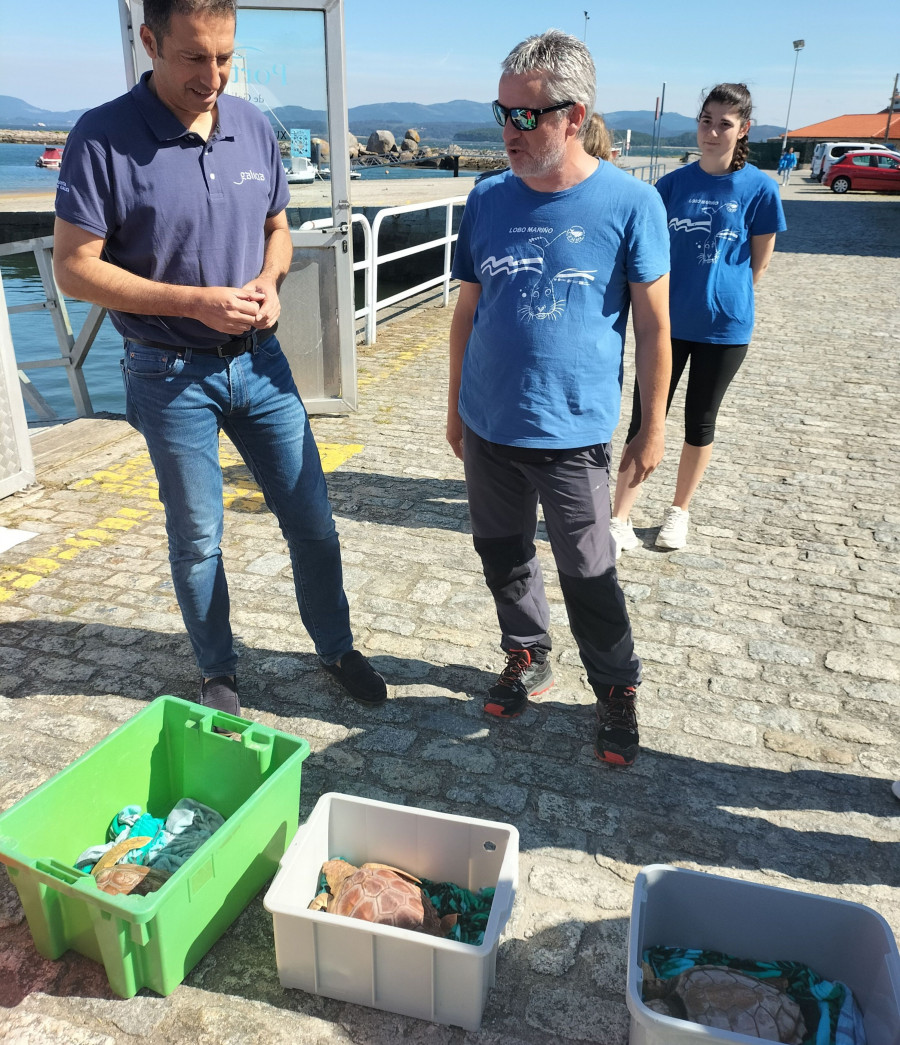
[611,82,786,553]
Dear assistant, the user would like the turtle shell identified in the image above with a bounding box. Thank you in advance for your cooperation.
[644,965,807,1044]
[329,865,442,935]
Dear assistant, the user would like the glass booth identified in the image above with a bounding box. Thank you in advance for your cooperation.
[118,0,357,413]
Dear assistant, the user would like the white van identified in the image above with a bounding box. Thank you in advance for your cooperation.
[811,141,897,181]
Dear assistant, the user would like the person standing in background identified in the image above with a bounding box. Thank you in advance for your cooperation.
[584,112,613,161]
[778,146,798,186]
[611,82,785,555]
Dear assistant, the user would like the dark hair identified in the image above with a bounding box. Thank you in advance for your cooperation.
[143,0,236,46]
[698,82,752,172]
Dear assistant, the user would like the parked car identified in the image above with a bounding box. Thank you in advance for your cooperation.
[824,150,900,193]
[810,141,898,181]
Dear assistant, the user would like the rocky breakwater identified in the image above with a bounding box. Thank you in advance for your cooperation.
[346,128,500,171]
[0,129,68,145]
[358,127,451,168]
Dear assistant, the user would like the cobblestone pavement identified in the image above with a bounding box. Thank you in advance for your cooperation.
[0,175,898,1044]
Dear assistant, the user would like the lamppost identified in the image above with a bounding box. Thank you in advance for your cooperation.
[583,10,590,41]
[781,39,805,156]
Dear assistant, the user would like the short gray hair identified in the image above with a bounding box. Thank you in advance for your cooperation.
[501,29,596,136]
[143,0,237,44]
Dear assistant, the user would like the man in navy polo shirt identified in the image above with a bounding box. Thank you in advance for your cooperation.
[53,0,386,715]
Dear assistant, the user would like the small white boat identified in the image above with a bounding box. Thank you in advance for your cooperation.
[284,156,315,184]
[316,166,362,180]
[35,146,63,170]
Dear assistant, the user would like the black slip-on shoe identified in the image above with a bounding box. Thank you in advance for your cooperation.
[199,674,241,716]
[322,650,388,706]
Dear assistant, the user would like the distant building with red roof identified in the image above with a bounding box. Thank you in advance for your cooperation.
[776,94,900,146]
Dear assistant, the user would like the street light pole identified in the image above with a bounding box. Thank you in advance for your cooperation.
[781,39,805,156]
[583,10,590,42]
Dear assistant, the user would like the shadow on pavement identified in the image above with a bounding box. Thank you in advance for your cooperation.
[1,618,897,889]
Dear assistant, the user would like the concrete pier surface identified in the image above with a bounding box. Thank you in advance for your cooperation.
[0,175,898,1043]
[0,156,662,216]
[0,173,476,216]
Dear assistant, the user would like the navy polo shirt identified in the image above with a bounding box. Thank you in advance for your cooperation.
[55,72,290,348]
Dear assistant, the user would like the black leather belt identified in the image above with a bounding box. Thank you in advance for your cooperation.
[131,323,277,358]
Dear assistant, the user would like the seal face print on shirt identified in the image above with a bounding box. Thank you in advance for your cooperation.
[481,224,596,322]
[667,197,740,265]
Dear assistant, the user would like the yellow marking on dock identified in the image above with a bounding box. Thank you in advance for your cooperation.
[318,443,364,471]
[0,507,153,604]
[357,331,446,390]
[0,440,364,604]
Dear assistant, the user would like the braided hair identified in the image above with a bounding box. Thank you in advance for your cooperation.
[699,83,752,172]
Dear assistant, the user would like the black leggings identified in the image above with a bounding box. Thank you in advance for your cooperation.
[626,338,749,448]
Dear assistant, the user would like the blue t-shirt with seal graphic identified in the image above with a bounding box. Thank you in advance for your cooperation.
[655,162,786,344]
[451,163,669,448]
[55,72,290,349]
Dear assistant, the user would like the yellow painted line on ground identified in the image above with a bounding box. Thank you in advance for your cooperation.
[357,331,446,390]
[0,439,364,604]
[0,507,153,604]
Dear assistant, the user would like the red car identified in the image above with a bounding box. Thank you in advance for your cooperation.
[824,150,900,193]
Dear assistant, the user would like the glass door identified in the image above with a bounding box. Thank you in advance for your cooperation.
[118,0,356,412]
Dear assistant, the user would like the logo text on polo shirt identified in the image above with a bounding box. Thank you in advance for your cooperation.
[234,170,266,185]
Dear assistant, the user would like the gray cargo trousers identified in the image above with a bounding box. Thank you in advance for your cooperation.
[462,425,641,689]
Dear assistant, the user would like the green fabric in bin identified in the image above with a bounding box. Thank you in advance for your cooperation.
[643,946,866,1045]
[421,877,494,946]
[0,696,310,998]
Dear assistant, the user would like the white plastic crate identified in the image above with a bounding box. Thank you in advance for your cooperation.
[263,792,519,1031]
[627,864,900,1045]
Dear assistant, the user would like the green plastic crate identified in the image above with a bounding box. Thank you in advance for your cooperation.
[0,695,309,998]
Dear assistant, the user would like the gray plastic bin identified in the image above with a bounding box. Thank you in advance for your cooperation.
[627,864,900,1045]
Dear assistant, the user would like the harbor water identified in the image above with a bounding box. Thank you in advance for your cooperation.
[0,141,479,423]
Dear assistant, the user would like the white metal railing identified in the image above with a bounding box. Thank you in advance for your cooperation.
[368,196,467,344]
[2,197,468,428]
[0,235,105,422]
[301,194,467,346]
[625,163,667,184]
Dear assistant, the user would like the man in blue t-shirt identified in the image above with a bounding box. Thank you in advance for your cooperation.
[448,29,671,766]
[52,0,386,714]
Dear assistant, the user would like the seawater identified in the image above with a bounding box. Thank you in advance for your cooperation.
[0,141,479,422]
[1,252,126,422]
[0,143,64,193]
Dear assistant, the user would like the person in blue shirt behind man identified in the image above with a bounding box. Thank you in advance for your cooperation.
[52,0,387,716]
[611,82,785,555]
[778,146,799,186]
[447,29,671,766]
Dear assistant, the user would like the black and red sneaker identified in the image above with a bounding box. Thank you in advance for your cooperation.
[594,685,639,766]
[484,648,554,719]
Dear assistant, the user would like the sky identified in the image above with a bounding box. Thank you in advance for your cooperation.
[0,0,897,131]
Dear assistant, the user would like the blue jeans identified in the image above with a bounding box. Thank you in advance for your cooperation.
[122,335,353,677]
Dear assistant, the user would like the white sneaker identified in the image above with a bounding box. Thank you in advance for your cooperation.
[656,506,689,550]
[610,517,640,560]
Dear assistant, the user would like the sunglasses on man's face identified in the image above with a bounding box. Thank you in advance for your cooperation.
[492,99,574,131]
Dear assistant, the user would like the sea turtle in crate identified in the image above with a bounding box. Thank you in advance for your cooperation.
[308,858,456,937]
[642,964,807,1044]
